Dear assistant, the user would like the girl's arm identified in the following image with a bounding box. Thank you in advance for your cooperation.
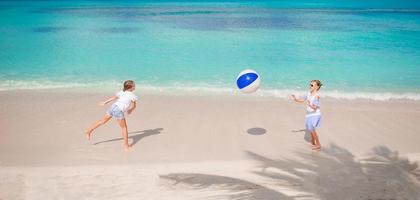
[127,101,137,114]
[99,96,117,106]
[306,96,320,110]
[291,95,305,103]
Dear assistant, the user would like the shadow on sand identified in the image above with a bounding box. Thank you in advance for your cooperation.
[160,173,290,199]
[160,144,420,200]
[292,129,312,143]
[247,127,267,135]
[94,128,163,146]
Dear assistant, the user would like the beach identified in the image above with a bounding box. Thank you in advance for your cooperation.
[1,89,420,199]
[1,1,420,199]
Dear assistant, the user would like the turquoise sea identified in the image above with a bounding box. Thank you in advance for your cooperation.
[1,0,420,100]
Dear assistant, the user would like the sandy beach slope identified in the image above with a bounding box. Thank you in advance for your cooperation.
[1,89,420,199]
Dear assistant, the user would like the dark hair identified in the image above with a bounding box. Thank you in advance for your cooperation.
[123,80,135,91]
[311,80,322,91]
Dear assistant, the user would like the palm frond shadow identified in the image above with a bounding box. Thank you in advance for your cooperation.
[247,144,420,200]
[160,144,420,200]
[160,173,292,200]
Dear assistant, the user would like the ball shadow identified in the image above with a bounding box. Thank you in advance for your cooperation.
[247,127,267,135]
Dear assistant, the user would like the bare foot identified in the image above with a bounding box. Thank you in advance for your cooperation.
[307,143,316,147]
[311,145,321,150]
[124,145,132,152]
[85,130,93,140]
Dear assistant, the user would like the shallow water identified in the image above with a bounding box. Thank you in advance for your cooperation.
[0,1,419,100]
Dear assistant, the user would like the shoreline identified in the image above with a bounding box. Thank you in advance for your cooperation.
[1,86,420,101]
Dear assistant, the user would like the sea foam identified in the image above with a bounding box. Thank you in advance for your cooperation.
[1,80,418,101]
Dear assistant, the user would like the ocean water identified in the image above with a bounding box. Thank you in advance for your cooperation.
[1,0,420,100]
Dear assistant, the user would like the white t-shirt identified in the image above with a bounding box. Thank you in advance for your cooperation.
[301,92,321,116]
[114,90,138,112]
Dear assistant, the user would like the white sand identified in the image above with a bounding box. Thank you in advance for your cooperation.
[1,89,420,200]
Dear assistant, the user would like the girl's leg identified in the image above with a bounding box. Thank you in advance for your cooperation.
[311,130,321,149]
[309,130,316,146]
[117,118,131,151]
[85,115,112,140]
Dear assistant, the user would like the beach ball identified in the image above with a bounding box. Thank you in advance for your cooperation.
[236,69,261,93]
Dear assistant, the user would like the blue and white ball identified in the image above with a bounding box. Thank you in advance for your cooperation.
[236,69,261,93]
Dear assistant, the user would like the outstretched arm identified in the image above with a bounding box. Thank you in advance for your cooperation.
[99,96,117,106]
[291,95,305,103]
[127,101,137,114]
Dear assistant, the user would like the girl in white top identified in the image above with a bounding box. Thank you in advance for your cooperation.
[292,80,322,150]
[86,80,139,151]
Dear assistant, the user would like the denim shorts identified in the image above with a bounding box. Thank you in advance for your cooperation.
[106,104,125,120]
